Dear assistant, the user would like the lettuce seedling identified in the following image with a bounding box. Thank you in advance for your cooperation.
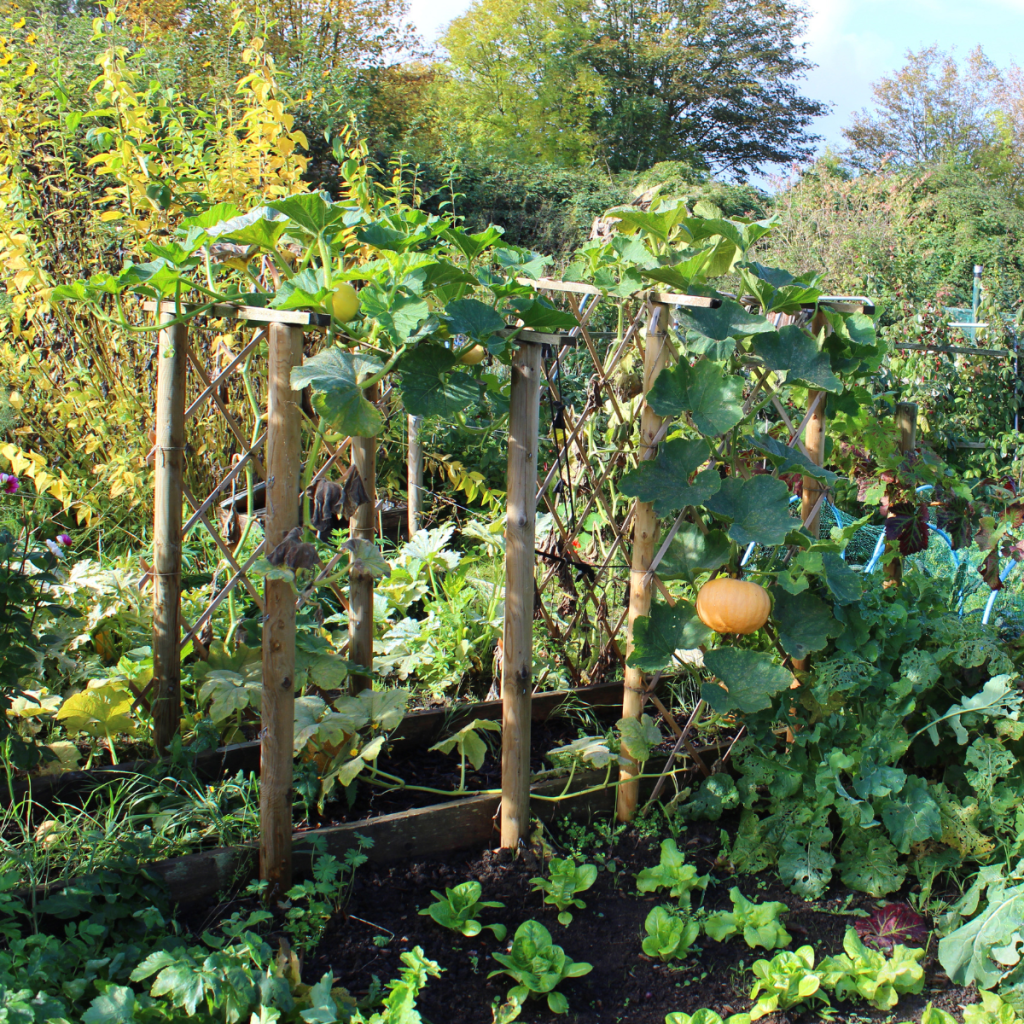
[705,887,792,950]
[819,927,925,1010]
[530,857,598,926]
[923,991,1024,1024]
[748,946,829,1020]
[636,839,709,910]
[418,880,506,940]
[641,905,700,962]
[489,920,593,1015]
[666,1010,752,1024]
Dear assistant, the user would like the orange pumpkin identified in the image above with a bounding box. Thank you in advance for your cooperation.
[695,577,771,635]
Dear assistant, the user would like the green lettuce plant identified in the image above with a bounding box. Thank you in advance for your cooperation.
[666,1010,752,1024]
[641,905,699,962]
[705,887,791,950]
[530,857,598,926]
[819,927,925,1010]
[923,991,1023,1024]
[488,920,592,1015]
[748,946,828,1020]
[418,880,506,939]
[636,839,709,910]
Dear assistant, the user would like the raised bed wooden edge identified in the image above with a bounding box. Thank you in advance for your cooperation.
[9,680,627,808]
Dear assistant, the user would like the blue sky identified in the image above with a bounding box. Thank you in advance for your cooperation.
[408,0,1024,157]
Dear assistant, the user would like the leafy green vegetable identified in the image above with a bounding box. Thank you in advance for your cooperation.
[641,905,699,962]
[705,475,794,547]
[531,858,598,926]
[636,839,709,910]
[748,946,828,1020]
[418,880,506,940]
[705,887,792,950]
[488,920,592,1015]
[290,348,384,437]
[820,928,925,1010]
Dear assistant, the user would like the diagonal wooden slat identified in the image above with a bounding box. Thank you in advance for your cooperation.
[182,432,266,535]
[184,330,265,420]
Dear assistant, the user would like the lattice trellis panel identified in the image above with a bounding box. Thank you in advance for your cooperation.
[134,306,388,712]
[525,288,841,701]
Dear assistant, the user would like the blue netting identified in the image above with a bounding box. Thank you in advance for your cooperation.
[743,489,1024,637]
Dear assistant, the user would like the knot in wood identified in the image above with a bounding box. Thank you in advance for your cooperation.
[282,676,292,691]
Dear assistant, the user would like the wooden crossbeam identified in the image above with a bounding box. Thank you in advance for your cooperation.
[521,277,721,309]
[143,300,330,329]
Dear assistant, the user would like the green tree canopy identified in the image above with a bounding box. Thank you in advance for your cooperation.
[439,0,827,178]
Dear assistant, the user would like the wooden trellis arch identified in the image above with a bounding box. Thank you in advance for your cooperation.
[499,286,873,837]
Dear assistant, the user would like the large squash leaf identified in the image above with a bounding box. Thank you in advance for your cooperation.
[702,648,792,714]
[705,475,794,546]
[291,348,384,437]
[753,325,843,392]
[648,358,744,436]
[627,601,711,672]
[746,433,838,484]
[657,524,732,581]
[771,587,843,660]
[674,299,775,360]
[396,345,482,418]
[838,832,906,897]
[619,438,720,515]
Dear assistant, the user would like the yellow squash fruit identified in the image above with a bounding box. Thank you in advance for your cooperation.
[695,577,771,635]
[330,283,360,321]
[458,344,487,365]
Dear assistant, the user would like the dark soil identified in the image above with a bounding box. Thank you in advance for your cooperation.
[311,814,976,1024]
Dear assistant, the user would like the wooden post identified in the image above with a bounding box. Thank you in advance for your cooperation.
[885,402,918,586]
[260,323,303,899]
[407,414,422,538]
[618,302,670,823]
[349,383,378,694]
[151,309,187,756]
[500,340,542,848]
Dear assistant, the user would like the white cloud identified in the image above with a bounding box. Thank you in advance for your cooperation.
[407,0,472,43]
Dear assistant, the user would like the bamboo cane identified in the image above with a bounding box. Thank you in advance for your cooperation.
[259,323,303,899]
[500,340,542,848]
[152,309,187,755]
[407,414,422,538]
[349,383,379,694]
[618,302,670,823]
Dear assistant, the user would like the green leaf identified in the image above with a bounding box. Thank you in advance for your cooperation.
[639,250,715,291]
[617,714,662,762]
[648,358,745,436]
[291,348,384,437]
[619,438,720,516]
[821,552,863,605]
[83,985,138,1024]
[779,821,835,899]
[360,290,430,343]
[443,298,506,342]
[838,832,906,897]
[938,882,1024,988]
[746,434,839,484]
[271,267,330,310]
[205,205,287,249]
[443,225,504,260]
[701,649,792,715]
[627,601,711,672]
[268,191,344,236]
[705,475,794,546]
[882,777,943,854]
[508,297,578,331]
[770,588,843,660]
[753,326,843,393]
[675,299,775,359]
[396,345,482,418]
[657,524,732,581]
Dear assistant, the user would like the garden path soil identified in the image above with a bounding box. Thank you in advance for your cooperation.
[311,815,975,1024]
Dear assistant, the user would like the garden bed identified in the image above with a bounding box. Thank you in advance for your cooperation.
[308,815,975,1024]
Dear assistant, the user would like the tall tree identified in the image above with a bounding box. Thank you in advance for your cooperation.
[440,0,827,178]
[843,46,1002,170]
